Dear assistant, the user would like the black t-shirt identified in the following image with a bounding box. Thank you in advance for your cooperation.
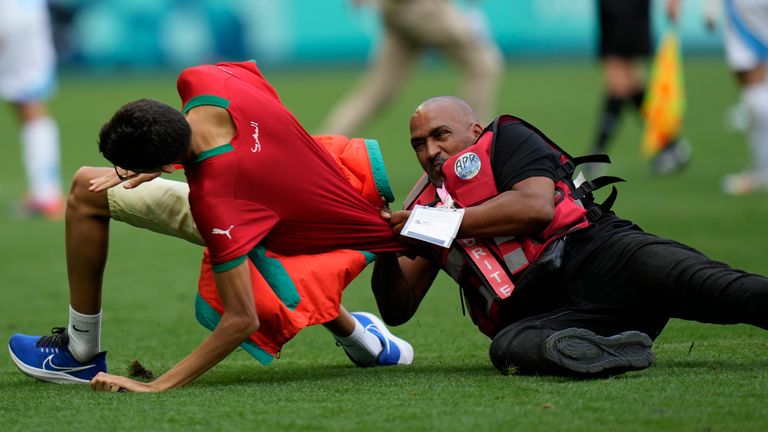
[491,121,559,192]
[488,120,645,277]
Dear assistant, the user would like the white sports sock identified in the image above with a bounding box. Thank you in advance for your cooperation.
[21,116,62,203]
[334,318,382,364]
[68,306,102,363]
[743,78,768,174]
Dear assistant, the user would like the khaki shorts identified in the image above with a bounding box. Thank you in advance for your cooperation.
[107,178,204,246]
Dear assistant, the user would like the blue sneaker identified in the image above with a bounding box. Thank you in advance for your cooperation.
[350,312,414,366]
[8,327,107,384]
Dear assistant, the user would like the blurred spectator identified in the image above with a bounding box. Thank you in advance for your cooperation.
[319,0,503,137]
[48,0,83,64]
[710,0,768,195]
[0,0,64,219]
[589,0,690,177]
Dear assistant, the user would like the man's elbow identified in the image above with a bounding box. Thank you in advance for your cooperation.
[224,312,260,337]
[529,202,554,232]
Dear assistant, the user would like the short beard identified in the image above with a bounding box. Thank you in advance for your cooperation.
[429,155,447,187]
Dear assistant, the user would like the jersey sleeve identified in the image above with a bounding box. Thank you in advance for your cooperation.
[190,198,279,272]
[177,64,231,113]
[491,122,560,191]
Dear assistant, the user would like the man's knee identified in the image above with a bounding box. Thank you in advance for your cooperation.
[491,323,656,378]
[489,323,552,375]
[67,167,111,218]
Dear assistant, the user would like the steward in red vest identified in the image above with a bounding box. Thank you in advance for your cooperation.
[403,115,621,337]
[374,96,768,379]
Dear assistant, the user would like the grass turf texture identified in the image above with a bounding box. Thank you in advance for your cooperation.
[1,58,767,431]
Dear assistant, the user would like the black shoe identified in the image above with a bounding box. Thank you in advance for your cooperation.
[543,328,654,375]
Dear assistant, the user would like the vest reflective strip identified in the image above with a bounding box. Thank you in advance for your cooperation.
[493,236,530,275]
[494,236,515,244]
[457,238,515,300]
[503,247,528,274]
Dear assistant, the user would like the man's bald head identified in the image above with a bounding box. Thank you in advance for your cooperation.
[412,96,479,125]
[409,96,485,186]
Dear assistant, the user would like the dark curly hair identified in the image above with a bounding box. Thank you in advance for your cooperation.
[98,99,191,170]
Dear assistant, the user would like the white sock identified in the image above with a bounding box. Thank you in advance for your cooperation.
[21,116,62,203]
[68,306,102,363]
[744,78,768,174]
[335,318,382,364]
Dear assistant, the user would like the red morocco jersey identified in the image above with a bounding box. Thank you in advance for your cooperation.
[178,61,402,269]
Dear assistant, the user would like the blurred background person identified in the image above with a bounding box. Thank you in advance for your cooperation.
[0,0,64,219]
[710,0,768,195]
[589,0,691,177]
[318,0,503,137]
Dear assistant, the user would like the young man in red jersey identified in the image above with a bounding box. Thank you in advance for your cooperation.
[9,61,413,392]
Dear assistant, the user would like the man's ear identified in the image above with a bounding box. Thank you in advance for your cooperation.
[161,164,177,173]
[470,122,484,139]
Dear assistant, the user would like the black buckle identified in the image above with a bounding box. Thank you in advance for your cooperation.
[579,180,596,194]
[571,180,595,200]
[571,176,625,200]
[586,206,603,221]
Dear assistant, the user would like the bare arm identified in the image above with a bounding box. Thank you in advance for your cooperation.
[389,176,555,239]
[372,253,440,326]
[88,164,178,193]
[91,260,259,392]
[457,176,555,238]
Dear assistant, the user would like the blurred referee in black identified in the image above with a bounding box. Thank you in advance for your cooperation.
[590,0,690,176]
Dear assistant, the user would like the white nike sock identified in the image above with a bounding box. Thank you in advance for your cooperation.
[744,78,768,174]
[335,318,382,364]
[68,306,102,363]
[21,116,62,203]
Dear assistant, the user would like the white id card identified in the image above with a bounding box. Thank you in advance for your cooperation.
[400,205,465,248]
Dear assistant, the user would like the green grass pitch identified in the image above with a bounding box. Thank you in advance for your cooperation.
[1,57,767,431]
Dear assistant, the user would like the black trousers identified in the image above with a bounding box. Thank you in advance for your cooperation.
[488,230,768,376]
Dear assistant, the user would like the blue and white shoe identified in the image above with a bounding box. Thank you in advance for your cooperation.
[351,312,414,366]
[8,327,107,384]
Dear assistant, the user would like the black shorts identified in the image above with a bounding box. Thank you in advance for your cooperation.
[598,0,652,59]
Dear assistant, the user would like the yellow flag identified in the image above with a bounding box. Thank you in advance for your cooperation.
[641,28,685,157]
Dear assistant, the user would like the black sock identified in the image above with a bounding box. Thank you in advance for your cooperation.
[630,88,646,111]
[593,96,625,153]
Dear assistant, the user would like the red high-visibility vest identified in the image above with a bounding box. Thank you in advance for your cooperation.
[405,115,617,336]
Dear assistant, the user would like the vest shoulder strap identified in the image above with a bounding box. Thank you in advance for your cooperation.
[570,176,625,221]
[493,114,574,159]
[490,115,613,182]
[570,175,625,200]
[585,186,619,221]
[403,174,431,210]
[555,154,611,180]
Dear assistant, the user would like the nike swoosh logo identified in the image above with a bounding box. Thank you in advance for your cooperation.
[42,354,96,373]
[365,323,390,354]
[71,325,89,333]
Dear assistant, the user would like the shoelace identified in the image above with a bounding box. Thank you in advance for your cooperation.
[35,327,69,348]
